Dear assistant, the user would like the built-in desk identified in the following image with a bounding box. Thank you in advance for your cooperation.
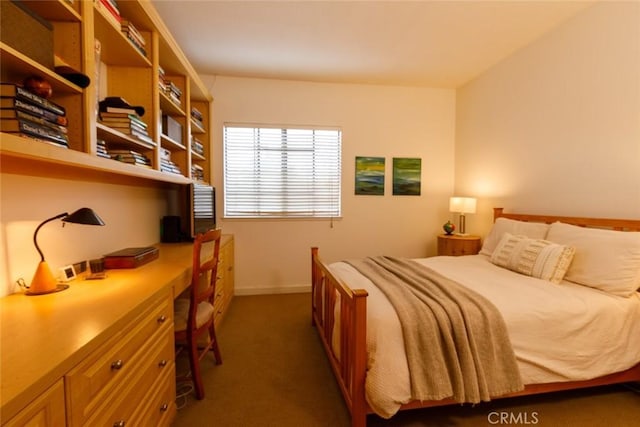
[0,235,234,426]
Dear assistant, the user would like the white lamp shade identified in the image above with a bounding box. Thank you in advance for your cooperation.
[449,197,477,214]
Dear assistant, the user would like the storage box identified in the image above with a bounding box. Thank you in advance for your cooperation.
[162,115,183,144]
[103,247,159,269]
[1,1,54,70]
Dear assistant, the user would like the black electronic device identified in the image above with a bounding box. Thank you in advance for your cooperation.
[165,183,216,242]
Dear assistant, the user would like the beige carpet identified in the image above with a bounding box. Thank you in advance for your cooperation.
[172,293,640,427]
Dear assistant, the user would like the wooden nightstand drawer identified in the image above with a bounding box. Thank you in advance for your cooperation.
[437,234,481,256]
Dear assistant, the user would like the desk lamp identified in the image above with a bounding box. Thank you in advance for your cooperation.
[449,197,476,235]
[28,208,105,295]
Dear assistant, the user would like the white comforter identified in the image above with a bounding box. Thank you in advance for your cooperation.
[329,255,640,418]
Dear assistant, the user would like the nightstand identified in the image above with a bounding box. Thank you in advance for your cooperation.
[437,234,481,256]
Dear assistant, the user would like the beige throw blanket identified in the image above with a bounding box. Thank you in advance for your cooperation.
[346,256,523,403]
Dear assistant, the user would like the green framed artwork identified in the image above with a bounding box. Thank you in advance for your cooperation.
[392,157,421,195]
[355,156,385,195]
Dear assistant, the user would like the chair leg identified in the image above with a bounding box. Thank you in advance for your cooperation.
[209,323,222,365]
[188,336,205,399]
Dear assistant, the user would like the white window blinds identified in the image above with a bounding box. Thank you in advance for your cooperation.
[223,125,342,218]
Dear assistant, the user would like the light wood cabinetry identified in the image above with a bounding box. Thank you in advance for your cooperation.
[65,289,175,427]
[1,242,232,427]
[214,235,235,328]
[437,234,482,256]
[3,381,66,427]
[0,0,212,185]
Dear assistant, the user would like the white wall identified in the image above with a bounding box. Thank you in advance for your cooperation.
[456,1,640,237]
[205,76,456,294]
[0,173,169,296]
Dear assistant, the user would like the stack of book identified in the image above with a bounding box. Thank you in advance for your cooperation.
[191,163,204,181]
[99,110,154,145]
[159,147,183,175]
[164,80,182,106]
[121,19,146,58]
[191,136,204,156]
[108,149,151,168]
[96,0,121,29]
[96,138,110,159]
[158,67,167,94]
[0,82,69,148]
[191,107,204,130]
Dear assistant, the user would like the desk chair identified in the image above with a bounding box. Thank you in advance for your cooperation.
[174,229,223,399]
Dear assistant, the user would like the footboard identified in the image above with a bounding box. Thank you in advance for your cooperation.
[311,247,368,427]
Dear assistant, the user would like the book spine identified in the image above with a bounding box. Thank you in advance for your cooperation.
[16,119,69,147]
[15,110,68,134]
[15,86,66,116]
[10,98,69,126]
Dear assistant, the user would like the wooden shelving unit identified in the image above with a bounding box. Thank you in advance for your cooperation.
[0,0,212,186]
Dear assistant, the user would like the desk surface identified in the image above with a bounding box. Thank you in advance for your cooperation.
[0,239,221,422]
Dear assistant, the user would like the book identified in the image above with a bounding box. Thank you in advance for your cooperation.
[99,114,147,128]
[95,0,121,29]
[1,83,66,116]
[0,109,68,133]
[103,105,139,115]
[0,118,69,147]
[0,97,69,126]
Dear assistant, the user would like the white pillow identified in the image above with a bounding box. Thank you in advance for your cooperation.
[490,233,575,283]
[480,217,550,256]
[546,222,640,297]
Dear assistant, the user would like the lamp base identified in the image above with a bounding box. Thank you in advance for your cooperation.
[26,283,69,296]
[27,261,69,296]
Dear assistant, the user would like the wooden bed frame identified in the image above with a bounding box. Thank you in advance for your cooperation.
[311,208,640,427]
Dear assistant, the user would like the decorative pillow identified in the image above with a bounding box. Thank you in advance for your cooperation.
[546,222,640,297]
[480,218,550,256]
[490,233,575,283]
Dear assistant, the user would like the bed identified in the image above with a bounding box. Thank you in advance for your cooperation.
[310,208,640,427]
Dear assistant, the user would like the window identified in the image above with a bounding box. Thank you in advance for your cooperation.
[223,124,342,218]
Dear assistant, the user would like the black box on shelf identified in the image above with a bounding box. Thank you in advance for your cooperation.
[162,114,182,143]
[1,1,54,70]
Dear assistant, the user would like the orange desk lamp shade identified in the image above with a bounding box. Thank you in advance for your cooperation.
[29,208,105,295]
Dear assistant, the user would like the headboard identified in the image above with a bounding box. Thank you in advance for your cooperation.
[493,207,640,232]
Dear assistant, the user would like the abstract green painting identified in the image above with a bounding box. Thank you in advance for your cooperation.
[392,157,421,195]
[355,156,385,195]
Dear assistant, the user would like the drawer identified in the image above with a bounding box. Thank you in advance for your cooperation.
[83,329,175,427]
[129,369,176,427]
[65,291,172,426]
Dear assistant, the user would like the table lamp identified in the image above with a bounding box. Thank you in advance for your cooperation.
[449,197,476,235]
[28,208,105,295]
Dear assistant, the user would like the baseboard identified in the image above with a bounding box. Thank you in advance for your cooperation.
[234,284,311,296]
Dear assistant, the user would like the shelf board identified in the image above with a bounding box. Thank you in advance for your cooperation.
[191,151,206,161]
[159,91,185,116]
[190,119,206,134]
[0,43,83,95]
[19,0,81,22]
[160,134,186,151]
[94,4,152,67]
[1,133,191,185]
[96,123,156,151]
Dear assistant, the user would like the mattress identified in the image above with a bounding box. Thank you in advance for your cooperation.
[329,254,640,418]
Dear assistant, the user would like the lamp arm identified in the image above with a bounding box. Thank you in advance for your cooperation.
[33,213,68,262]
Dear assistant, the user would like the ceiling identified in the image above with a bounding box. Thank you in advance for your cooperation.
[151,0,595,89]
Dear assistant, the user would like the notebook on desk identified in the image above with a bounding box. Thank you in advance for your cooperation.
[103,246,159,269]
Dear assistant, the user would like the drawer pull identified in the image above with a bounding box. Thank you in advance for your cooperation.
[157,315,167,323]
[111,360,124,370]
[160,403,169,412]
[158,359,168,368]
[113,421,126,427]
